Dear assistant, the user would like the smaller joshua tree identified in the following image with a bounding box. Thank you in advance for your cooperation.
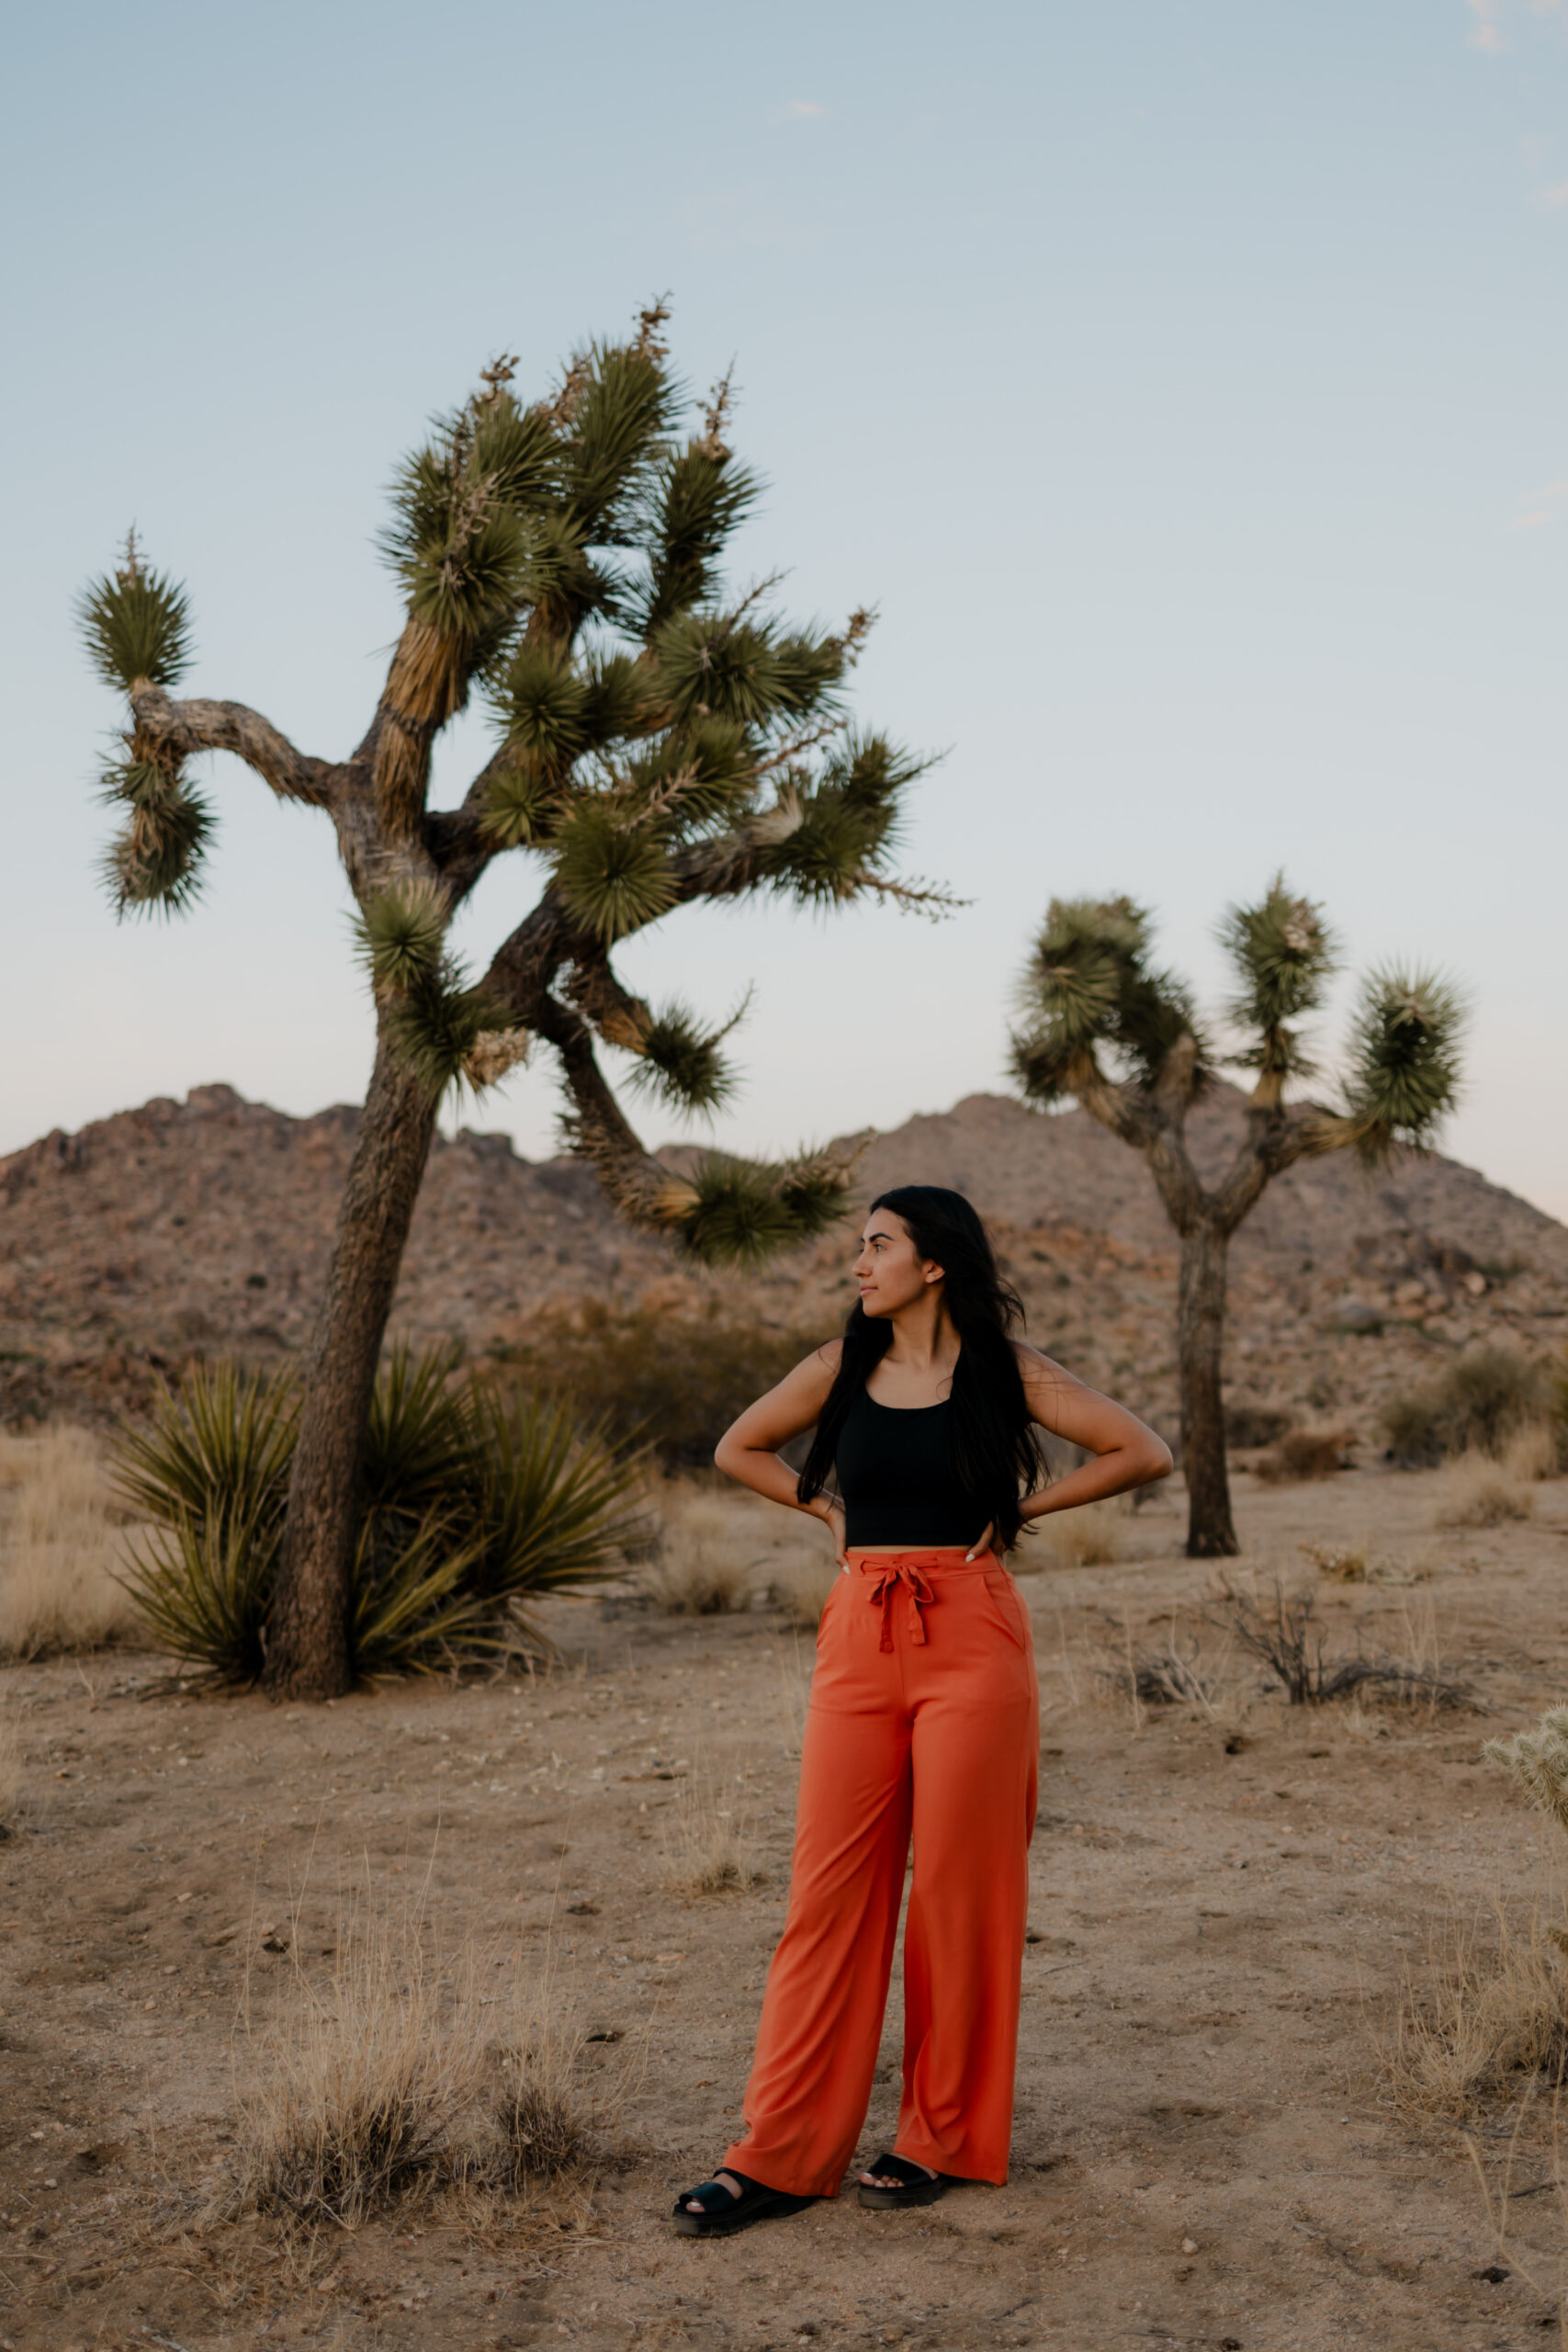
[1010,878,1465,1556]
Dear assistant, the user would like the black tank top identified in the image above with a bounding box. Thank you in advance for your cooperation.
[835,1386,980,1548]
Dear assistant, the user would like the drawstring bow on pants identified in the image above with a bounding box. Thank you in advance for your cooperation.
[868,1559,935,1652]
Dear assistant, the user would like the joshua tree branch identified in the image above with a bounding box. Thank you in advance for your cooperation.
[530,992,694,1231]
[129,684,341,808]
[1210,1100,1348,1233]
[1067,1047,1159,1156]
[423,747,521,899]
[561,954,652,1052]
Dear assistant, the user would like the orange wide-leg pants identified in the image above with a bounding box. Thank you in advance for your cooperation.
[723,1548,1039,2198]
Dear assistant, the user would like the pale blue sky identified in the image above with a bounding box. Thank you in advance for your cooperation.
[6,1,1567,1218]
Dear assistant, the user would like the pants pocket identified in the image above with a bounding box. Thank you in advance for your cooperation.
[979,1572,1026,1650]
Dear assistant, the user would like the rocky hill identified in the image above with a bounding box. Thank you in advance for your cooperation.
[2,1081,1564,1444]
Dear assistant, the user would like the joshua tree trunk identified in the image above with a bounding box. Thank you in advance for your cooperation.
[1177,1216,1237,1558]
[262,1028,440,1698]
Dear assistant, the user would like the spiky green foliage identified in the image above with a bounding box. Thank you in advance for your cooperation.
[463,1385,652,1651]
[763,734,919,908]
[114,1364,299,1681]
[1010,896,1205,1101]
[1218,875,1337,1080]
[110,1350,646,1683]
[97,756,214,917]
[626,996,748,1117]
[550,801,677,941]
[384,961,510,1104]
[480,756,557,848]
[353,877,449,994]
[85,317,939,1281]
[636,435,761,635]
[555,340,682,541]
[674,1152,852,1266]
[77,534,193,692]
[1344,967,1466,1158]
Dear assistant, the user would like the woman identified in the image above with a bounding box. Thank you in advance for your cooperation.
[671,1185,1172,2236]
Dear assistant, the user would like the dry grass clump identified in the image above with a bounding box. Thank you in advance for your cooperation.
[1301,1539,1369,1582]
[236,1903,484,2225]
[1035,1498,1124,1568]
[490,1968,603,2188]
[640,1494,752,1614]
[1111,1646,1217,1710]
[1434,1449,1535,1530]
[1389,1905,1568,2117]
[1253,1430,1348,1485]
[664,1766,762,1895]
[0,1423,141,1660]
[1298,1540,1430,1589]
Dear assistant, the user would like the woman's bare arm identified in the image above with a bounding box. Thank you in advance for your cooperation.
[714,1343,844,1540]
[1014,1343,1172,1521]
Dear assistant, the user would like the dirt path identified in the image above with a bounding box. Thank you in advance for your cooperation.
[5,1464,1568,2351]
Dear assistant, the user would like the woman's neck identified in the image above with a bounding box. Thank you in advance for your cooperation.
[880,1289,957,1374]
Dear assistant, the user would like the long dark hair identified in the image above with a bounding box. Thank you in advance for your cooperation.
[796,1185,1045,1550]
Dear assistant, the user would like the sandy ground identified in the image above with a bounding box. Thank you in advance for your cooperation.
[6,1464,1568,2352]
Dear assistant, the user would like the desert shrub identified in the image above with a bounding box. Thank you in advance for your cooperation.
[1390,1905,1568,2117]
[236,1902,484,2225]
[0,1424,142,1659]
[1107,1645,1216,1710]
[1224,1402,1293,1449]
[1433,1450,1534,1530]
[491,1298,819,1468]
[1381,1346,1547,1468]
[1213,1577,1471,1708]
[113,1349,649,1682]
[1253,1430,1348,1485]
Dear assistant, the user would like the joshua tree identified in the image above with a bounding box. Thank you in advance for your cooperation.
[78,306,941,1697]
[1009,880,1464,1556]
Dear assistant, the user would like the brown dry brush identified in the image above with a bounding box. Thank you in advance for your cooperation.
[1389,1902,1568,2120]
[1211,1577,1472,1709]
[1252,1428,1352,1485]
[1102,1641,1218,1711]
[231,1902,610,2229]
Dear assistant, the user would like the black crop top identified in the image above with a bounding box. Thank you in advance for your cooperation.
[835,1386,980,1548]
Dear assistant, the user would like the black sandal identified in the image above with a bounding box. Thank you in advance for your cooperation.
[671,2168,816,2236]
[856,2153,952,2211]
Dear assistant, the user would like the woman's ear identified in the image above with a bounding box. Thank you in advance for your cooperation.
[922,1261,945,1288]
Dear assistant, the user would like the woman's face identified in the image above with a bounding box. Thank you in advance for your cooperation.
[853,1210,944,1318]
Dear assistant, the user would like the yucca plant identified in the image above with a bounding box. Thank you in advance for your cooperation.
[78,310,944,1698]
[111,1351,648,1683]
[1010,876,1466,1555]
